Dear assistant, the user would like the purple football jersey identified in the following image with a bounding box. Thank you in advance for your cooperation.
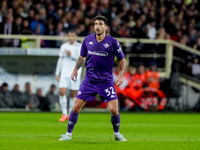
[81,34,125,83]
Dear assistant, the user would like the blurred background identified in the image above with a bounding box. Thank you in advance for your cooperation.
[0,0,200,112]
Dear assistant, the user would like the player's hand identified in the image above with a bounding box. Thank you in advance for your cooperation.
[116,76,123,86]
[65,50,71,56]
[71,69,78,82]
[55,75,59,82]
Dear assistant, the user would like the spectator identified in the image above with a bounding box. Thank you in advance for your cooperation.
[130,19,145,38]
[30,13,45,35]
[21,19,32,35]
[191,58,200,79]
[144,62,167,110]
[146,19,157,39]
[43,23,56,47]
[164,15,177,36]
[0,10,3,23]
[39,8,47,24]
[21,82,39,109]
[11,84,24,108]
[53,8,64,24]
[0,83,13,108]
[118,64,148,111]
[21,20,35,49]
[13,16,23,47]
[64,0,75,13]
[193,37,200,51]
[187,27,198,46]
[0,14,17,47]
[46,84,59,109]
[55,22,65,47]
[13,6,24,19]
[27,9,35,23]
[110,18,120,37]
[35,88,50,111]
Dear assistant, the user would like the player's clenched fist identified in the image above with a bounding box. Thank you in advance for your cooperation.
[116,76,123,86]
[71,70,78,81]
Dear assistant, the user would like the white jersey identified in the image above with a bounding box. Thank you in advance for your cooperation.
[55,41,82,78]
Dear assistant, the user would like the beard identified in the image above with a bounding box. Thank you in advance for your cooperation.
[96,29,104,36]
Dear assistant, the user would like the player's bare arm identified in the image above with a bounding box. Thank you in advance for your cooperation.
[71,56,86,81]
[55,75,59,82]
[116,58,126,86]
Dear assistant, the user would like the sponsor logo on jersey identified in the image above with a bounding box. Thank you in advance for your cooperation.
[88,50,108,57]
[117,48,122,53]
[89,41,93,45]
[104,43,109,48]
[77,91,81,95]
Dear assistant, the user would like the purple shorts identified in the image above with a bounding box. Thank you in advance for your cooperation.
[76,80,118,102]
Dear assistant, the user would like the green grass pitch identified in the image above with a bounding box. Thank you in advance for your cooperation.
[0,112,200,150]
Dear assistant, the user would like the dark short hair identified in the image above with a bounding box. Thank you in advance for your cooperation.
[67,30,76,34]
[94,15,108,25]
[50,84,56,88]
[2,83,8,87]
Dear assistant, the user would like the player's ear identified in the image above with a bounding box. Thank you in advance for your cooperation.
[105,25,108,31]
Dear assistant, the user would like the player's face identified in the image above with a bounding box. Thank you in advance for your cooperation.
[67,32,76,44]
[94,19,106,36]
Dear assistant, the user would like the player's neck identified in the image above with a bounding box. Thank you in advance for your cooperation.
[69,41,76,45]
[96,32,106,42]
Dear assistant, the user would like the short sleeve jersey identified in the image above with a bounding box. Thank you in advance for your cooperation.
[59,41,82,77]
[81,34,125,83]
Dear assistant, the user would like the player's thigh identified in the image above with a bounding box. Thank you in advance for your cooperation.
[76,80,97,102]
[73,97,86,113]
[69,77,81,97]
[59,77,70,88]
[59,77,70,95]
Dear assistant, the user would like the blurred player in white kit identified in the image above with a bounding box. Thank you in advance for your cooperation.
[55,30,82,122]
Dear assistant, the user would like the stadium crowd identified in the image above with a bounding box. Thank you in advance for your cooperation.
[1,0,200,111]
[0,0,200,78]
[0,0,200,48]
[0,82,59,111]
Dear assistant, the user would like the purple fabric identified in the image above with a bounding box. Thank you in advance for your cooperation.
[80,34,125,83]
[67,111,79,133]
[111,113,120,132]
[76,80,118,102]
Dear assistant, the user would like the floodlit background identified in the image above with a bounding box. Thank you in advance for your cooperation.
[0,0,200,112]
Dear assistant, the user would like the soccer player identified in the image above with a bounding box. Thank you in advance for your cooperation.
[55,30,82,122]
[59,16,126,141]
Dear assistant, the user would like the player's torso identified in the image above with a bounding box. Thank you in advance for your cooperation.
[84,35,116,81]
[61,42,81,77]
[85,35,115,66]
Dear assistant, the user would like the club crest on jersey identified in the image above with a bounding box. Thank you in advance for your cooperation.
[104,43,109,48]
[77,91,81,95]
